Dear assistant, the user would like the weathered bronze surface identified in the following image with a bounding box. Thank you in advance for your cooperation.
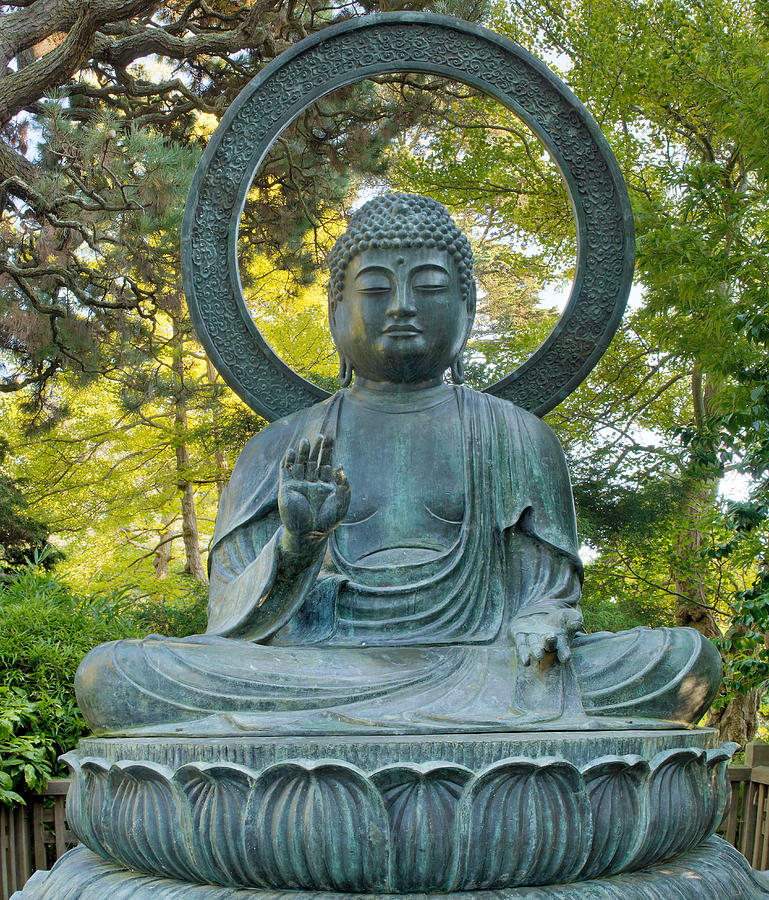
[75,193,720,736]
[57,733,735,891]
[24,12,764,899]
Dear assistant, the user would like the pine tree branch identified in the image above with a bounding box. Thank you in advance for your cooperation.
[1,5,96,127]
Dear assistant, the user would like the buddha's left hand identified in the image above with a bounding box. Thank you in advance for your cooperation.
[512,607,583,666]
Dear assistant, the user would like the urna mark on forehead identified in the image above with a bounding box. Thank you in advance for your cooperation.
[327,193,476,314]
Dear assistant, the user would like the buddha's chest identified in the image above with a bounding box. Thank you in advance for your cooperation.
[332,399,465,566]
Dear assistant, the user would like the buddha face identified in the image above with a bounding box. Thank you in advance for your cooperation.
[331,246,470,384]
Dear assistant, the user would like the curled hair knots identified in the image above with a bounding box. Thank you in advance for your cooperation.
[327,193,475,313]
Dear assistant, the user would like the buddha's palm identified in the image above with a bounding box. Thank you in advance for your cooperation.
[513,607,583,666]
[278,435,350,554]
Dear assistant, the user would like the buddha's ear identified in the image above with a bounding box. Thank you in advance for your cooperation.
[338,353,353,387]
[329,303,353,387]
[461,280,477,346]
[466,278,477,326]
[451,281,476,385]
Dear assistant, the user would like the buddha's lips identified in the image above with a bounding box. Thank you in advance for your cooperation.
[383,324,423,335]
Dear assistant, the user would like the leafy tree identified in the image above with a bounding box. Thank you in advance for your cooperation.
[0,0,487,403]
[0,436,62,572]
[381,0,769,740]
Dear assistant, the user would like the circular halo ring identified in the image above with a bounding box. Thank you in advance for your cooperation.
[182,12,634,422]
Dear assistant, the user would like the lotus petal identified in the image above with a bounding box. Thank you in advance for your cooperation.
[579,755,649,879]
[60,753,112,860]
[105,761,197,882]
[450,757,592,890]
[635,748,710,868]
[703,744,737,837]
[241,759,389,891]
[371,762,472,891]
[175,762,257,886]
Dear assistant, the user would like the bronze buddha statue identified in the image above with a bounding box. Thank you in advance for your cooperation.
[76,194,721,736]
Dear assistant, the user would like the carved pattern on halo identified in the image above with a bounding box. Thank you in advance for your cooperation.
[62,744,734,893]
[183,15,633,422]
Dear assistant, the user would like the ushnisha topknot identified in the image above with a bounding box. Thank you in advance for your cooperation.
[327,193,476,312]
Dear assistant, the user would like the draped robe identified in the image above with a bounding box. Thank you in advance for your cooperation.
[75,387,722,736]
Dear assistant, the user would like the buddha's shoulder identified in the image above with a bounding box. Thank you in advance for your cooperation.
[460,386,561,446]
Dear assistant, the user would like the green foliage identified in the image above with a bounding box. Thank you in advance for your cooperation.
[703,504,769,705]
[131,583,209,639]
[0,557,206,804]
[573,474,684,548]
[580,575,675,635]
[0,436,62,573]
[676,294,769,707]
[0,688,53,804]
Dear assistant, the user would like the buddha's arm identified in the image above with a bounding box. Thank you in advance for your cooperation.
[514,531,582,616]
[496,407,585,665]
[207,516,328,641]
[507,525,583,665]
[207,435,350,642]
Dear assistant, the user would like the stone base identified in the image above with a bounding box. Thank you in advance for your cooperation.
[59,730,736,893]
[74,727,722,770]
[15,838,769,898]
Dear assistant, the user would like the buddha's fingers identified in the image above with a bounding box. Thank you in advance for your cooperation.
[333,465,351,511]
[306,436,323,482]
[528,634,546,662]
[332,464,348,485]
[295,438,311,480]
[283,447,296,470]
[515,633,531,667]
[556,633,572,663]
[319,436,333,482]
[561,608,582,634]
[319,435,334,469]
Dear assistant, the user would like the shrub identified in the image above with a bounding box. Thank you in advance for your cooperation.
[0,687,53,803]
[0,556,207,803]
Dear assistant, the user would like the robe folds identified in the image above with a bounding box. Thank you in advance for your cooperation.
[206,386,584,645]
[75,388,722,736]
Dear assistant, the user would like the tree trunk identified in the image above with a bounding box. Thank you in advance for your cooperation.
[154,531,172,579]
[172,289,206,583]
[672,474,720,640]
[706,691,760,745]
[672,368,720,637]
[176,462,206,582]
[206,358,228,503]
[673,367,760,743]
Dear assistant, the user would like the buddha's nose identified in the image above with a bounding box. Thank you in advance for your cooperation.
[387,284,417,318]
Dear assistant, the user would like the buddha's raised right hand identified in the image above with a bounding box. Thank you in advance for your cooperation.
[278,435,350,558]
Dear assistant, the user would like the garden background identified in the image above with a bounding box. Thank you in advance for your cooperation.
[1,0,768,804]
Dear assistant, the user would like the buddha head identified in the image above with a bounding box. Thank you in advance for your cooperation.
[327,193,476,387]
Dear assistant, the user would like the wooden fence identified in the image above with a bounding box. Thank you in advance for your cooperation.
[2,766,769,898]
[722,764,769,870]
[0,780,76,900]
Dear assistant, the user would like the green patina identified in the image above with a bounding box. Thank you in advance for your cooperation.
[75,192,721,738]
[20,15,763,900]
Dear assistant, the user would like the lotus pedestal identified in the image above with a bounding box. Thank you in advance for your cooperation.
[14,729,769,898]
